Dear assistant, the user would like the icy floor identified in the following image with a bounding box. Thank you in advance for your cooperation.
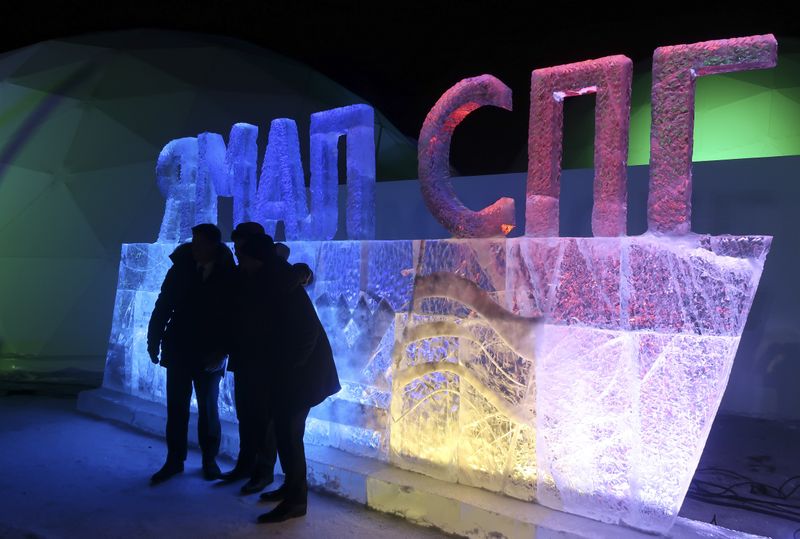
[1,394,798,539]
[0,395,447,539]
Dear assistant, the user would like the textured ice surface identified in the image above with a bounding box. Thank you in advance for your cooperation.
[418,75,516,237]
[156,137,199,243]
[159,106,376,242]
[168,123,261,243]
[527,56,632,237]
[224,123,260,227]
[103,234,768,533]
[388,235,769,533]
[253,119,311,239]
[309,105,376,240]
[648,35,777,234]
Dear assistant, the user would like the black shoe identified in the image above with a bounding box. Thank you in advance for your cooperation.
[257,501,307,523]
[218,467,249,482]
[150,460,184,484]
[240,474,274,494]
[218,458,256,482]
[258,485,286,502]
[202,458,222,481]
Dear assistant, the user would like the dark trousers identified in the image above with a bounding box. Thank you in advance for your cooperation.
[233,370,277,477]
[165,365,223,462]
[273,405,311,504]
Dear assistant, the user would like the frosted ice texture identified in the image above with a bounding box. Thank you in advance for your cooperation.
[196,132,227,226]
[253,119,311,239]
[389,235,769,533]
[104,234,768,533]
[418,75,516,237]
[161,107,375,242]
[648,35,777,234]
[166,123,260,242]
[527,56,632,237]
[156,137,199,243]
[225,123,260,227]
[309,104,376,240]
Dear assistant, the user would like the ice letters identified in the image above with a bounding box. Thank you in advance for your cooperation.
[156,104,376,242]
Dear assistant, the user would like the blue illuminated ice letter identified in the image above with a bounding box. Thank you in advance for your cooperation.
[225,123,259,226]
[195,124,259,231]
[156,137,199,243]
[195,132,227,226]
[159,105,375,241]
[254,119,311,239]
[310,104,376,240]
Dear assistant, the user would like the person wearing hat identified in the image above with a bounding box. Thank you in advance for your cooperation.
[226,225,340,522]
[274,242,314,286]
[253,251,340,524]
[147,223,236,484]
[219,222,280,494]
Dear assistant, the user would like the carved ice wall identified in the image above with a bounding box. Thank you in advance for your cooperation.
[389,235,769,532]
[103,233,770,532]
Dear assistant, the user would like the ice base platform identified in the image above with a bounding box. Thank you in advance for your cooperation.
[96,235,770,533]
[78,387,768,539]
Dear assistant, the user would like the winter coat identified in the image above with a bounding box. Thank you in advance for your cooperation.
[226,262,283,374]
[273,279,340,409]
[229,257,340,409]
[147,242,236,370]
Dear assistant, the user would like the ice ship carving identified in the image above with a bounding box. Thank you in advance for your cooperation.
[97,34,777,535]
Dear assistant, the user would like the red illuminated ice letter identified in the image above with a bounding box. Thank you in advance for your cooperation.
[648,34,777,235]
[527,55,632,237]
[418,75,516,237]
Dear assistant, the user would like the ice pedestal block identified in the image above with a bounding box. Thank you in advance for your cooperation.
[102,234,768,533]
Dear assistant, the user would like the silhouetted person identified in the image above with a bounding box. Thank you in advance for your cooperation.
[293,262,314,286]
[275,242,290,261]
[220,222,279,494]
[147,223,235,484]
[257,243,340,523]
[274,242,314,285]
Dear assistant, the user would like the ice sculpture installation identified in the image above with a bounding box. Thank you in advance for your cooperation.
[99,34,776,535]
[310,104,376,240]
[390,34,776,533]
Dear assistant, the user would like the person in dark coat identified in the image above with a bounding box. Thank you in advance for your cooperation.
[219,222,280,494]
[221,223,316,495]
[147,223,235,484]
[275,242,313,286]
[256,241,340,523]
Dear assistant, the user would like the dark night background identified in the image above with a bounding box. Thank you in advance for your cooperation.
[1,1,798,176]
